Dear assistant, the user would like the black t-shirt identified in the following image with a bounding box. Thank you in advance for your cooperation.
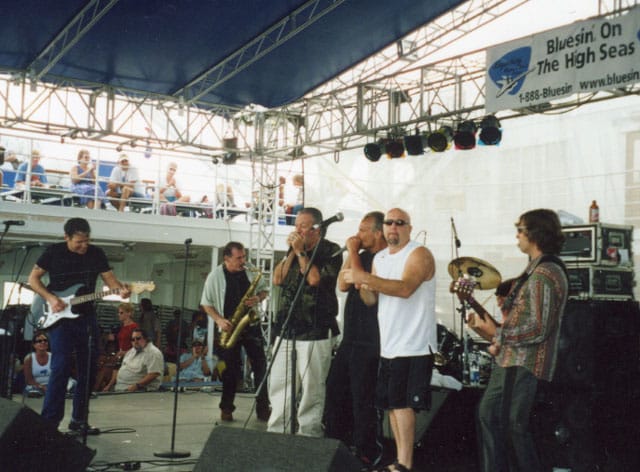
[342,250,380,350]
[36,242,111,293]
[223,268,250,319]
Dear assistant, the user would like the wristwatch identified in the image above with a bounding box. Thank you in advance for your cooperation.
[297,251,307,258]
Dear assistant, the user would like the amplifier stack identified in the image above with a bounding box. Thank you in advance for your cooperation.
[560,223,635,300]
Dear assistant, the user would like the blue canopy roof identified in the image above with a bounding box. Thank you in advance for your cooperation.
[0,0,464,108]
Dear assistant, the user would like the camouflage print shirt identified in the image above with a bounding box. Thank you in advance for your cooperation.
[273,239,343,340]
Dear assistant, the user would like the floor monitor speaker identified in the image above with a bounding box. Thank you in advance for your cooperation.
[0,398,96,471]
[194,425,362,471]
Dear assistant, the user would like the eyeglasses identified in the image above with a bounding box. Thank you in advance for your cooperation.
[35,339,48,343]
[383,219,410,227]
[192,343,203,347]
[131,336,142,341]
[515,225,527,233]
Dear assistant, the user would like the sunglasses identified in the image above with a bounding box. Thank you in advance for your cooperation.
[131,336,143,341]
[383,219,409,227]
[35,339,48,343]
[192,343,203,347]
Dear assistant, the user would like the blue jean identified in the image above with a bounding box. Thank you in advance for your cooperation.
[477,365,541,472]
[41,315,99,427]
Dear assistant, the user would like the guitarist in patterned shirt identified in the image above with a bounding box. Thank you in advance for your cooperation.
[475,209,568,472]
[28,217,131,435]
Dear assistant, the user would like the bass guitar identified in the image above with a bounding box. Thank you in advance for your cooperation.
[32,281,155,330]
[449,277,500,342]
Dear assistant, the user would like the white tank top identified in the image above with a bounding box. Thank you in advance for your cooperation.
[374,240,437,358]
[30,352,52,385]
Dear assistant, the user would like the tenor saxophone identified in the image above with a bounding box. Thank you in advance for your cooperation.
[219,270,263,349]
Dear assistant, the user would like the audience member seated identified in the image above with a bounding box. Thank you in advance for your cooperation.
[139,298,162,348]
[94,327,119,392]
[158,162,190,203]
[284,173,304,224]
[70,149,107,209]
[176,339,212,382]
[215,183,236,218]
[163,309,189,363]
[69,149,107,208]
[0,149,20,171]
[190,307,208,344]
[15,149,49,189]
[23,331,51,398]
[103,328,164,392]
[106,153,146,211]
[116,302,139,357]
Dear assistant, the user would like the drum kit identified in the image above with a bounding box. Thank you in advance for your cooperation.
[436,256,502,384]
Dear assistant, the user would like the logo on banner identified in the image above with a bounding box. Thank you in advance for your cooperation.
[488,47,535,97]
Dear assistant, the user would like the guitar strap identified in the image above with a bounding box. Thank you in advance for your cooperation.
[501,254,567,313]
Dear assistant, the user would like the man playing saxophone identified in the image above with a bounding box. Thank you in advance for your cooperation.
[200,241,271,422]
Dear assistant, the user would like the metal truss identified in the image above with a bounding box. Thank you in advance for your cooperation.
[27,0,121,82]
[175,0,347,105]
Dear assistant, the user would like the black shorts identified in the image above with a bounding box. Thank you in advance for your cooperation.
[375,355,434,411]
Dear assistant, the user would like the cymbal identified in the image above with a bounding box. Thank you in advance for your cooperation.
[447,257,502,290]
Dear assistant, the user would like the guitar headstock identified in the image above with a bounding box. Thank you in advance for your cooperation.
[129,281,156,294]
[449,276,476,300]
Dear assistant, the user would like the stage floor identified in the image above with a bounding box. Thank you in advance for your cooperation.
[14,387,480,471]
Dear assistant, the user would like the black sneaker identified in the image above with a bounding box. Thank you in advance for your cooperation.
[68,420,101,436]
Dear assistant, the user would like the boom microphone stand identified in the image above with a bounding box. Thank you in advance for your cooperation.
[154,238,192,459]
[451,218,471,384]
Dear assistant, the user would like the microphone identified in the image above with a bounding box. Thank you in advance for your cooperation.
[3,220,25,226]
[331,245,347,257]
[184,238,193,245]
[451,217,461,248]
[313,212,344,230]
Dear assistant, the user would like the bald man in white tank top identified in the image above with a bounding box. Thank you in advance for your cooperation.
[342,208,436,472]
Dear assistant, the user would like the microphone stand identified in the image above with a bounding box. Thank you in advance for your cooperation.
[253,236,322,434]
[154,238,192,459]
[451,218,470,385]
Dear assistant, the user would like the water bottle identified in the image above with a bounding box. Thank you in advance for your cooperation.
[462,352,470,385]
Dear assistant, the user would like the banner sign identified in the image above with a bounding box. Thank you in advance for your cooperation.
[485,6,640,112]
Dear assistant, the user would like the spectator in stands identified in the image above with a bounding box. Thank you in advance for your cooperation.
[215,183,236,218]
[158,162,190,203]
[163,309,189,363]
[177,339,212,382]
[190,307,208,344]
[139,298,162,348]
[116,303,139,356]
[0,149,20,171]
[284,174,304,224]
[15,149,48,189]
[23,331,51,398]
[106,153,145,211]
[103,328,164,392]
[70,149,107,209]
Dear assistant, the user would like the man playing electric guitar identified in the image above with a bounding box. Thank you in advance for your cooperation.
[28,217,131,435]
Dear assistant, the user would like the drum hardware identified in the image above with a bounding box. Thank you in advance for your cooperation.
[448,256,502,385]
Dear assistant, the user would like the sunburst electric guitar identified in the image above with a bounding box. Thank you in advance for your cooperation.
[449,277,500,342]
[32,282,155,330]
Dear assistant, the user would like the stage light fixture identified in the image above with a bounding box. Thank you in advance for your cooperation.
[384,139,405,159]
[454,120,477,150]
[364,142,382,162]
[404,132,426,156]
[479,115,502,145]
[427,126,453,153]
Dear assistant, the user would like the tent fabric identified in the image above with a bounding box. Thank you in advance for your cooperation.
[0,0,464,109]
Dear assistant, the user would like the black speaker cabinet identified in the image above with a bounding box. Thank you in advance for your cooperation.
[0,398,96,471]
[194,426,362,471]
[535,299,640,471]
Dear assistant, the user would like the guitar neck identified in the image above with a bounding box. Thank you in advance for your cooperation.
[70,288,120,306]
[466,297,490,321]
